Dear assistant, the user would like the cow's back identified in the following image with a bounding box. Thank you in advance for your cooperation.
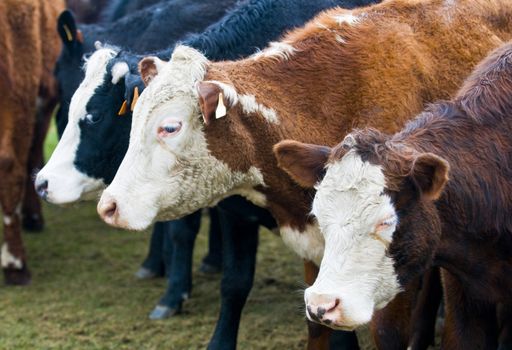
[0,0,64,104]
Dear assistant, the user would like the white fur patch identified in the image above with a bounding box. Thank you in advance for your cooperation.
[1,243,22,269]
[200,81,279,124]
[333,13,360,26]
[306,150,402,327]
[280,224,324,265]
[238,94,279,124]
[36,48,114,204]
[252,41,296,61]
[3,215,12,226]
[111,61,129,84]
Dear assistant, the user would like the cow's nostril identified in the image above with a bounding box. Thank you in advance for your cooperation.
[35,179,48,199]
[104,201,117,219]
[330,298,340,313]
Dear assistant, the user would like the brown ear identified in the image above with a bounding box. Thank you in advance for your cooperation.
[273,140,331,188]
[410,153,449,200]
[139,57,159,86]
[197,82,230,125]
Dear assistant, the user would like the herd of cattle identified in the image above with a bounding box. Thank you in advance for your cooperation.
[2,0,512,348]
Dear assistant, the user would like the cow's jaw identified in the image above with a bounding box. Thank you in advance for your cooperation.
[305,151,402,329]
[36,48,116,204]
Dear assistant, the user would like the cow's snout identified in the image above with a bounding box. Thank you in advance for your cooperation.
[305,291,343,326]
[35,178,48,200]
[97,194,119,225]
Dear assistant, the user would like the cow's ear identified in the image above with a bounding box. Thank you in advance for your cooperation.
[124,73,146,112]
[273,140,331,188]
[139,57,165,86]
[57,10,82,52]
[410,153,449,200]
[196,82,233,125]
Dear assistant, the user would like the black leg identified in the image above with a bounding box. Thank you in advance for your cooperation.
[149,211,202,320]
[208,204,259,350]
[200,207,223,274]
[137,222,167,279]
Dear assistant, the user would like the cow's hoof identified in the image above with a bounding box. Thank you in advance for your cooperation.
[148,305,181,320]
[198,262,222,275]
[134,267,159,280]
[4,266,31,286]
[23,214,45,232]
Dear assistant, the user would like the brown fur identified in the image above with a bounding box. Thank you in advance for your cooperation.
[0,0,64,285]
[202,0,512,231]
[193,0,512,347]
[336,41,512,348]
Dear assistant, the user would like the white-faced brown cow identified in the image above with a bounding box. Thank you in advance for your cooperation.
[0,0,64,285]
[275,40,512,349]
[97,0,512,345]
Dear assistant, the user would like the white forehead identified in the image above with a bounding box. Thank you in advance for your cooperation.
[313,150,391,229]
[68,48,118,123]
[131,46,209,138]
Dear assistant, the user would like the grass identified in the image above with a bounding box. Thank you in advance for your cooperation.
[0,120,308,349]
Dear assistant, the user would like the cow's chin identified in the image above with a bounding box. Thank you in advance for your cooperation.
[47,184,102,205]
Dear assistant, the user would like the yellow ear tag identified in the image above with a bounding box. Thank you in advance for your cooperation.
[215,92,227,119]
[118,100,128,116]
[63,24,73,42]
[130,87,140,112]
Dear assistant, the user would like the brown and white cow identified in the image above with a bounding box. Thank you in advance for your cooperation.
[97,0,512,344]
[275,41,512,348]
[0,0,64,284]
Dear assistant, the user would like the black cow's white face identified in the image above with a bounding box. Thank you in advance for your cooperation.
[36,48,126,204]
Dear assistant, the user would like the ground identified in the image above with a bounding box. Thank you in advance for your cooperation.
[0,122,308,349]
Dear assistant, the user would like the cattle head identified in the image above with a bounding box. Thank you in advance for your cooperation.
[273,132,448,330]
[55,10,86,137]
[36,46,144,204]
[97,45,265,230]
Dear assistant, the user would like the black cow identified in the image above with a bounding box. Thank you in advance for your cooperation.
[52,0,236,320]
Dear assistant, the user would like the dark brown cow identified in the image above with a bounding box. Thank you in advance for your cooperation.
[0,0,64,284]
[275,41,512,349]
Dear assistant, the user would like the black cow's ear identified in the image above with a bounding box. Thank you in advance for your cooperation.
[123,72,146,113]
[57,10,83,52]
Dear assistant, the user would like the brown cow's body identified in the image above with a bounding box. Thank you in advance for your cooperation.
[99,0,512,347]
[201,0,512,231]
[308,40,512,348]
[0,0,64,284]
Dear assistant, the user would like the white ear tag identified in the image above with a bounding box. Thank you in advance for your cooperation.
[215,92,227,119]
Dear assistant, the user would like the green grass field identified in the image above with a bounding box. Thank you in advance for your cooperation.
[0,120,308,349]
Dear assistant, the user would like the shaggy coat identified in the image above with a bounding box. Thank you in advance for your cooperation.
[320,41,512,348]
[0,0,65,285]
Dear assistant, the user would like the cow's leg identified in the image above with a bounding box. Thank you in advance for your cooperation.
[199,207,222,274]
[22,96,56,232]
[136,222,167,279]
[408,267,442,350]
[498,303,512,350]
[0,114,32,285]
[208,208,258,350]
[441,269,497,350]
[303,260,359,350]
[149,211,202,320]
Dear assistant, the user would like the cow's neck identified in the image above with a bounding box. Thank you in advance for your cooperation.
[205,56,357,232]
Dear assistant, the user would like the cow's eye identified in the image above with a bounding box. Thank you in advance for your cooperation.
[158,120,182,138]
[85,114,102,124]
[377,215,397,231]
